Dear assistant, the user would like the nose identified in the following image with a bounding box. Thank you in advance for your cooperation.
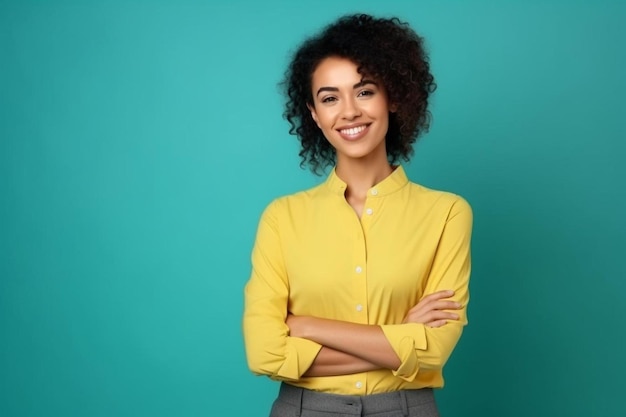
[341,97,361,120]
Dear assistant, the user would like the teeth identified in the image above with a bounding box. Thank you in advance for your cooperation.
[340,125,366,136]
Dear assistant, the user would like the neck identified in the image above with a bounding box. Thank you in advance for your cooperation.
[335,154,393,200]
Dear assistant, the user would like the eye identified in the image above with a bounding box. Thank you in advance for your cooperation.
[321,96,337,103]
[357,89,375,98]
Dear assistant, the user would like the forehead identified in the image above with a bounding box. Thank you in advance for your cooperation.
[311,56,365,87]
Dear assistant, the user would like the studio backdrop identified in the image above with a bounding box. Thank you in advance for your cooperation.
[1,1,624,416]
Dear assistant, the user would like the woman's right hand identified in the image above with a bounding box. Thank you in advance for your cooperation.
[402,290,462,328]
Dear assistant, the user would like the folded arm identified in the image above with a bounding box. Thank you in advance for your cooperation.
[302,347,380,377]
[244,197,472,381]
[287,289,462,375]
[287,198,473,381]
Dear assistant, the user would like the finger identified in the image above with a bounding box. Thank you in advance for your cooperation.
[408,299,462,318]
[426,319,448,328]
[424,311,459,321]
[413,291,456,310]
[430,300,463,310]
[404,310,459,324]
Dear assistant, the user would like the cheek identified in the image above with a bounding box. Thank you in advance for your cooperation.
[315,111,335,129]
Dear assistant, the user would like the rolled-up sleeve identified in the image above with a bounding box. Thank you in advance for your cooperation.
[380,197,473,381]
[243,200,322,381]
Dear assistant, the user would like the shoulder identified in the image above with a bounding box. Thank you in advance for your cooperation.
[259,182,329,220]
[406,181,472,220]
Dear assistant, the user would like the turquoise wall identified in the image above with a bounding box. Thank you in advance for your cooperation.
[1,1,624,415]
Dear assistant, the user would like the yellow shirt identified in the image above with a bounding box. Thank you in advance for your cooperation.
[243,166,472,394]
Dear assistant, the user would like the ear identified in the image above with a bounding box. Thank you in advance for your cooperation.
[307,103,321,128]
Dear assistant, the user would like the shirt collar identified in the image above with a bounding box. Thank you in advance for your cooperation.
[325,165,409,197]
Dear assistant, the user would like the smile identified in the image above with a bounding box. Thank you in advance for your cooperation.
[339,125,367,135]
[337,124,370,140]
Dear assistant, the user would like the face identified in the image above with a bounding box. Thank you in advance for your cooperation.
[308,56,395,164]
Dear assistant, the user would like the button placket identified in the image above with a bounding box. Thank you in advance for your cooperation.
[363,187,379,219]
[353,198,369,324]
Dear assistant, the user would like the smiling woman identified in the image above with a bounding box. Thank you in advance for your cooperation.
[308,57,392,172]
[243,13,472,417]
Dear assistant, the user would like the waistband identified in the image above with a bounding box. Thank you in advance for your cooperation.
[277,382,436,416]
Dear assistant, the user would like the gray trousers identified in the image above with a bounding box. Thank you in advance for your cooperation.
[270,383,440,417]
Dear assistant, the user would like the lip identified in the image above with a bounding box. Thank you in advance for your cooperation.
[336,123,371,141]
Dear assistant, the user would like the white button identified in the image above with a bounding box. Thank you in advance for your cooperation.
[355,381,363,389]
[355,266,362,274]
[356,304,363,312]
[365,208,373,215]
[371,189,378,196]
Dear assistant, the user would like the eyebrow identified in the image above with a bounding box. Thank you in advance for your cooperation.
[316,79,378,97]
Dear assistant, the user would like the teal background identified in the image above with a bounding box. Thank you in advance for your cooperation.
[1,0,624,416]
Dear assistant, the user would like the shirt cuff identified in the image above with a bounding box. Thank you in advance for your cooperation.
[275,337,323,381]
[381,323,427,381]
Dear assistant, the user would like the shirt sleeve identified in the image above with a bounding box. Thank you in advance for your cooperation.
[243,199,323,381]
[380,197,473,382]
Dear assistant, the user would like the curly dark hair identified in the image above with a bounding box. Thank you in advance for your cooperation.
[281,13,437,174]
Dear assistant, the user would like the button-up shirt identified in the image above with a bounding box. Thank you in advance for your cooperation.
[243,166,472,394]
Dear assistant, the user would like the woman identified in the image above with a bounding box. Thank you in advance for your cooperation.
[243,13,472,417]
